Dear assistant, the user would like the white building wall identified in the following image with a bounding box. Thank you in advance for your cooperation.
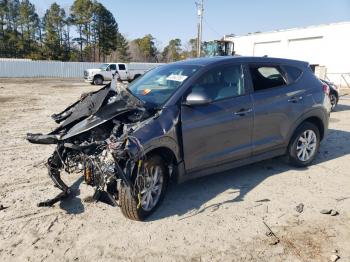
[224,22,350,86]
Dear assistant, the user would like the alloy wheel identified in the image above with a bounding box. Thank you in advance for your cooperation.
[296,130,317,162]
[140,165,164,211]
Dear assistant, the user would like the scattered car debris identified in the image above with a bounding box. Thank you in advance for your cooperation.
[330,254,340,262]
[295,203,304,213]
[47,216,59,232]
[0,204,8,211]
[263,221,280,245]
[330,210,339,216]
[255,198,271,203]
[320,209,339,216]
[32,237,41,245]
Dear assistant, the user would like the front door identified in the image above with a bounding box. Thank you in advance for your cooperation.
[181,64,253,172]
[104,64,115,81]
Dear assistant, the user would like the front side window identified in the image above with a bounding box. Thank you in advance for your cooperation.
[249,65,287,91]
[99,63,109,70]
[128,64,200,107]
[190,64,245,101]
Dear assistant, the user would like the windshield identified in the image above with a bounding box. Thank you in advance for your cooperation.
[128,64,200,107]
[99,64,109,70]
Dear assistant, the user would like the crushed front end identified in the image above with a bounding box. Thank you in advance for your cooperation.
[26,80,154,211]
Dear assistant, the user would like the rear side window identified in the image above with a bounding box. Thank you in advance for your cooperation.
[249,65,287,91]
[283,65,303,82]
[118,64,126,70]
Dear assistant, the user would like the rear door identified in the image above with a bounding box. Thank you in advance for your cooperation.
[117,64,128,80]
[181,63,253,172]
[247,63,306,155]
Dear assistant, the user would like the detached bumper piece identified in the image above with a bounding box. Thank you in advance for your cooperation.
[38,150,71,207]
[27,133,58,145]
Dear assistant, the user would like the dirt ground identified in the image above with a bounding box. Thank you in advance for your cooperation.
[0,78,350,262]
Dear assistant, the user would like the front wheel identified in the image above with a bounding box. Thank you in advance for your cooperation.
[93,75,104,85]
[287,122,320,167]
[119,155,168,221]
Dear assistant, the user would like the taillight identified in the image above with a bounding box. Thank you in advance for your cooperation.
[323,84,330,95]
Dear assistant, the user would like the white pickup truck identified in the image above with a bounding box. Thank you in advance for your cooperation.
[84,62,164,85]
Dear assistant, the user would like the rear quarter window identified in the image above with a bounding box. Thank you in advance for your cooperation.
[283,65,303,83]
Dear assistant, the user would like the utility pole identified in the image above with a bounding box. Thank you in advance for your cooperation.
[196,0,204,57]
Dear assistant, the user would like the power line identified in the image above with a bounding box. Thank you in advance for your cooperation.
[203,17,222,37]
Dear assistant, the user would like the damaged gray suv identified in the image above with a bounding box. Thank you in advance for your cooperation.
[27,57,331,221]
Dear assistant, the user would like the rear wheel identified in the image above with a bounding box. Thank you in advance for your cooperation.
[119,155,168,221]
[287,122,320,167]
[93,75,103,85]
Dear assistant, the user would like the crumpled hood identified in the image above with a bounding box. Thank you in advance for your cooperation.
[27,81,147,144]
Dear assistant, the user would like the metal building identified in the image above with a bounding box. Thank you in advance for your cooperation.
[223,21,350,87]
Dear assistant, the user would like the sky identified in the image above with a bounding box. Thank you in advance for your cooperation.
[31,0,350,48]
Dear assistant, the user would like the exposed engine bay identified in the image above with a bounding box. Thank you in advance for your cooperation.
[26,78,159,212]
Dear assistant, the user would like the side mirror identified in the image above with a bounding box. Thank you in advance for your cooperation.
[184,91,212,106]
[106,67,110,71]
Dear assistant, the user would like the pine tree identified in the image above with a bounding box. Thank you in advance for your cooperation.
[43,2,66,60]
[1,0,21,57]
[70,0,93,61]
[18,0,40,58]
[93,2,118,62]
[116,32,130,62]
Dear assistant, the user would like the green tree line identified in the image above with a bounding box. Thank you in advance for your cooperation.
[0,0,197,63]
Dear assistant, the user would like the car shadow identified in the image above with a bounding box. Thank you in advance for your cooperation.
[59,176,85,214]
[149,128,350,221]
[333,103,350,112]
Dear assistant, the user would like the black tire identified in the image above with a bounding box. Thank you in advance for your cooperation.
[90,81,95,85]
[287,122,320,167]
[119,155,168,221]
[93,75,104,85]
[329,93,338,111]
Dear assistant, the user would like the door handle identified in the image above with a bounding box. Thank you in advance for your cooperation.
[288,96,303,103]
[234,108,252,116]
